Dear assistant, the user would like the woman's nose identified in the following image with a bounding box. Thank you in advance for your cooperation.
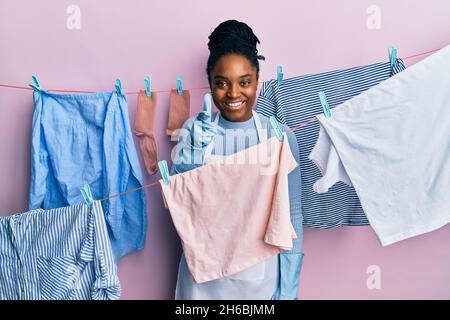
[226,84,241,99]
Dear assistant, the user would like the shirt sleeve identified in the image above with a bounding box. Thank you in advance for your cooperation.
[29,91,49,210]
[273,125,305,300]
[256,80,276,116]
[255,80,287,125]
[283,128,303,253]
[90,201,122,300]
[272,252,304,300]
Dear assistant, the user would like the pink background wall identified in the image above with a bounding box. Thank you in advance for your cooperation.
[1,0,449,299]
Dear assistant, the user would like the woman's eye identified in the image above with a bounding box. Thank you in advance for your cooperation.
[241,80,250,86]
[216,81,227,88]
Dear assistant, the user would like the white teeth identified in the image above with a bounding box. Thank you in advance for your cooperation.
[227,101,244,107]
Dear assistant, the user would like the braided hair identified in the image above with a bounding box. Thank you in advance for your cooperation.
[206,20,265,86]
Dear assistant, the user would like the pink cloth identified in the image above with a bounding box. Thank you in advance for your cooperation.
[160,133,298,283]
[167,89,190,137]
[134,90,158,175]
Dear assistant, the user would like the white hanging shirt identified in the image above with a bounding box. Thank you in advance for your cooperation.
[309,45,450,246]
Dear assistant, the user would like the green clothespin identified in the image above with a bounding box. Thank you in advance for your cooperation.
[269,116,283,141]
[277,66,283,85]
[80,184,94,208]
[158,160,170,185]
[177,74,183,96]
[144,76,151,97]
[115,79,124,97]
[318,91,332,118]
[389,47,397,68]
[28,75,45,92]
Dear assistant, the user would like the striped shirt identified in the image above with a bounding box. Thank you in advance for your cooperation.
[0,201,120,300]
[256,60,406,228]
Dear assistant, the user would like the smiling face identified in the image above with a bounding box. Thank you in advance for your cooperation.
[210,54,258,122]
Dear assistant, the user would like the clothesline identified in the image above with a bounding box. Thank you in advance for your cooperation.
[96,46,444,202]
[3,45,444,204]
[0,47,442,95]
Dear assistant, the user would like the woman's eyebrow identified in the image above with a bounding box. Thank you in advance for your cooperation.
[214,74,253,80]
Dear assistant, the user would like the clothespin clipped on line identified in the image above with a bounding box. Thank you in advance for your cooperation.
[177,74,183,96]
[318,91,332,118]
[158,160,170,185]
[389,47,397,68]
[115,79,124,97]
[28,75,45,92]
[277,66,283,85]
[80,184,94,208]
[144,76,151,97]
[269,116,283,141]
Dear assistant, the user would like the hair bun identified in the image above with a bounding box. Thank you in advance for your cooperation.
[208,20,260,53]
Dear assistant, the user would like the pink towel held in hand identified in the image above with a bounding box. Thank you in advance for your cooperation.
[160,133,298,283]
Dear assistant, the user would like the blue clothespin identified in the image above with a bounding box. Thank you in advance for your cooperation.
[277,66,283,85]
[389,47,397,68]
[115,79,124,97]
[158,160,170,185]
[144,76,151,97]
[203,93,212,115]
[80,184,94,208]
[269,116,283,141]
[318,91,332,118]
[28,75,44,92]
[177,74,183,96]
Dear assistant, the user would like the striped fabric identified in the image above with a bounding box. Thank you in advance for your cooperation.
[256,60,406,228]
[0,201,120,300]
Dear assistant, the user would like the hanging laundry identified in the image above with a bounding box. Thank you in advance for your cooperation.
[28,90,147,260]
[161,131,298,284]
[171,111,304,300]
[272,252,304,300]
[256,59,406,228]
[309,45,450,246]
[0,201,120,300]
[134,90,159,174]
[167,89,190,137]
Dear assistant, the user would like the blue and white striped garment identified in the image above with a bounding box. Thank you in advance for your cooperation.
[0,201,120,300]
[256,60,406,228]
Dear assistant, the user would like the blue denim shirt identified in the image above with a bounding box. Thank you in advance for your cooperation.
[29,91,147,260]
